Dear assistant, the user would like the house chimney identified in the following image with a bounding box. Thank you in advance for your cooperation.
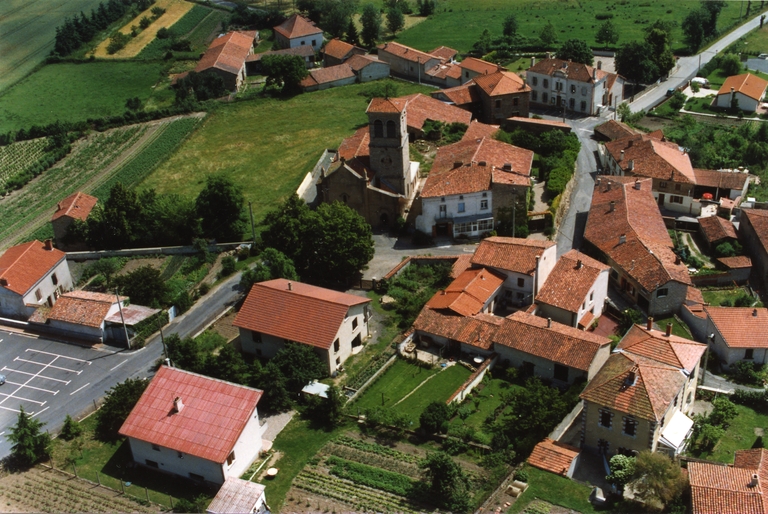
[731,86,736,104]
[626,366,638,386]
[288,281,292,291]
[0,278,7,287]
[577,259,583,269]
[634,179,641,190]
[609,201,615,212]
[751,474,759,488]
[173,397,184,413]
[593,68,597,80]
[43,239,53,251]
[606,181,612,191]
[533,255,540,301]
[647,316,654,331]
[531,56,536,67]
[547,317,552,328]
[597,61,602,70]
[629,160,635,171]
[666,323,673,337]
[619,234,626,244]
[754,308,759,317]
[620,150,625,162]
[596,177,602,187]
[503,163,512,171]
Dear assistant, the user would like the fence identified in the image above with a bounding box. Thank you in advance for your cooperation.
[344,352,399,404]
[446,355,497,404]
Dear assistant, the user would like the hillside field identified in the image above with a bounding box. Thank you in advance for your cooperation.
[0,61,173,134]
[139,80,433,224]
[0,0,104,93]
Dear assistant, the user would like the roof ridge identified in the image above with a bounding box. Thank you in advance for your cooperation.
[159,365,263,395]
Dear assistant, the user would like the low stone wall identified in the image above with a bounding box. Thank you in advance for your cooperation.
[446,354,497,404]
[66,242,248,261]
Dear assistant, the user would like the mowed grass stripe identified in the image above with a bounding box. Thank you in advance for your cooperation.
[353,359,441,411]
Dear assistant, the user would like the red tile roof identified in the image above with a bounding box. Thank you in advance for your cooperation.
[0,240,66,296]
[233,279,370,350]
[605,135,696,183]
[51,192,97,222]
[398,93,472,131]
[584,177,691,291]
[413,308,502,350]
[274,13,322,39]
[527,438,580,476]
[38,291,118,328]
[594,120,639,141]
[705,306,768,349]
[322,38,363,60]
[528,58,613,85]
[689,448,768,514]
[473,70,530,97]
[718,73,768,101]
[718,255,752,269]
[367,96,407,113]
[377,41,439,64]
[425,268,504,316]
[301,63,355,87]
[432,84,480,106]
[617,324,706,373]
[346,54,381,71]
[430,46,458,61]
[425,62,462,81]
[471,237,555,276]
[195,31,254,76]
[535,249,609,313]
[699,215,738,244]
[743,209,768,256]
[493,311,610,372]
[462,121,499,141]
[459,57,502,75]
[693,168,749,190]
[119,366,262,463]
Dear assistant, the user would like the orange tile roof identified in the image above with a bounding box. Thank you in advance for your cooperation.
[40,291,119,328]
[718,73,768,101]
[459,57,502,75]
[367,96,407,113]
[705,307,768,349]
[322,38,363,60]
[422,137,532,197]
[699,215,738,244]
[398,93,472,131]
[605,135,696,183]
[693,168,749,190]
[535,249,609,313]
[345,54,380,71]
[594,120,639,141]
[743,209,768,256]
[471,237,555,276]
[119,366,262,464]
[584,177,691,291]
[51,192,97,222]
[432,84,480,106]
[233,279,370,350]
[429,46,458,61]
[425,62,463,80]
[302,63,355,86]
[689,449,768,514]
[195,31,254,76]
[528,57,613,84]
[527,438,580,476]
[580,352,686,421]
[462,121,499,141]
[0,240,66,296]
[617,324,706,373]
[337,126,369,162]
[274,13,322,39]
[718,255,752,269]
[473,70,530,97]
[377,41,439,64]
[493,311,610,372]
[425,268,504,316]
[413,308,502,350]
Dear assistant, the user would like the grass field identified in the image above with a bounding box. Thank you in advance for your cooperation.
[736,24,768,55]
[508,465,598,514]
[91,0,194,59]
[0,61,171,134]
[692,404,768,463]
[653,316,693,339]
[702,286,753,306]
[138,4,222,59]
[139,79,432,225]
[393,0,746,54]
[0,0,105,93]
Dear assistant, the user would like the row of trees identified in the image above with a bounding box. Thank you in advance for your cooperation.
[615,20,676,86]
[682,0,727,52]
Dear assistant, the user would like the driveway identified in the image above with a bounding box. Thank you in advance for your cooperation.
[363,233,477,280]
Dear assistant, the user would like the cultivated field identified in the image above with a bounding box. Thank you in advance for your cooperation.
[0,0,104,93]
[137,4,224,59]
[0,137,49,190]
[0,114,202,249]
[0,61,172,134]
[91,0,194,58]
[139,80,433,224]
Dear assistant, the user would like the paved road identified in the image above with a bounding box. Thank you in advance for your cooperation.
[363,233,477,280]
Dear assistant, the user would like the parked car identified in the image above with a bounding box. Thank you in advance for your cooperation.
[666,88,676,97]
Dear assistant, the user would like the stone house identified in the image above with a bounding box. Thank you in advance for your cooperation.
[698,215,738,252]
[739,208,768,289]
[300,63,356,91]
[322,38,365,67]
[0,240,73,320]
[119,366,266,485]
[50,191,97,250]
[376,42,442,82]
[715,73,768,112]
[233,279,371,375]
[345,54,390,82]
[274,14,323,50]
[432,70,531,122]
[194,31,257,91]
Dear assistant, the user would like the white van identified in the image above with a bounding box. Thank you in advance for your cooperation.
[691,77,710,88]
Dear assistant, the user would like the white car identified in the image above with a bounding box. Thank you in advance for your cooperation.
[759,53,768,60]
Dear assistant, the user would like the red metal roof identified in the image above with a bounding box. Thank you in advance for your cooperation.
[51,192,97,222]
[233,279,370,350]
[0,240,66,296]
[119,366,262,463]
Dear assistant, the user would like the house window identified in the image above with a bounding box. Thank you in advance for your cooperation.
[597,439,609,453]
[441,197,445,202]
[599,408,612,428]
[580,100,586,111]
[550,97,556,105]
[51,273,58,286]
[482,192,487,197]
[589,291,594,301]
[554,364,568,382]
[569,98,575,109]
[311,40,316,46]
[670,195,684,204]
[252,331,262,343]
[532,91,538,101]
[189,473,204,481]
[352,318,358,330]
[458,202,465,213]
[152,444,160,452]
[495,100,501,109]
[517,278,524,287]
[582,86,587,96]
[386,120,396,138]
[301,41,305,45]
[542,92,549,103]
[623,417,638,437]
[675,183,682,191]
[336,357,341,365]
[513,98,519,106]
[35,289,42,301]
[532,76,538,86]
[334,339,340,353]
[543,79,549,88]
[610,269,619,280]
[659,181,668,189]
[657,288,668,298]
[570,84,576,94]
[373,119,383,138]
[227,451,236,466]
[480,200,488,210]
[146,460,159,468]
[746,348,754,360]
[522,361,534,377]
[556,82,563,91]
[465,71,469,78]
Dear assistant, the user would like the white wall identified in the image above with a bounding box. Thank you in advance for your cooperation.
[128,438,225,484]
[227,408,266,480]
[358,62,390,82]
[0,258,72,319]
[287,33,322,50]
[716,91,760,112]
[417,190,493,235]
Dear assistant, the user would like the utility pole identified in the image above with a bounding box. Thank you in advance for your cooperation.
[248,202,256,245]
[160,327,168,364]
[115,289,130,350]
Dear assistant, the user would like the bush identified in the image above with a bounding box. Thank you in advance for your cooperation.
[728,360,767,386]
[107,32,131,54]
[420,401,451,434]
[220,256,236,277]
[198,282,210,295]
[156,27,171,39]
[669,91,687,110]
[513,469,529,482]
[59,414,82,441]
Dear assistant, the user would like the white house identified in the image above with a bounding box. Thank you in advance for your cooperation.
[702,306,768,368]
[526,57,624,115]
[534,249,610,329]
[119,366,266,485]
[0,239,72,320]
[715,73,768,112]
[233,279,371,375]
[470,237,557,307]
[273,13,323,50]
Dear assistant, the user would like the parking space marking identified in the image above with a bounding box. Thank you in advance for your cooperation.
[0,406,20,414]
[26,349,91,364]
[70,383,90,396]
[14,357,83,375]
[2,367,70,385]
[31,406,49,418]
[110,360,127,371]
[0,391,45,406]
[6,380,58,395]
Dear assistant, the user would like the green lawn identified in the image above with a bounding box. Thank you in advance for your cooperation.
[396,364,472,421]
[508,465,598,514]
[139,79,433,225]
[0,61,172,133]
[737,24,768,56]
[706,66,768,90]
[702,286,753,306]
[653,316,693,340]
[692,404,768,463]
[353,358,442,411]
[448,377,521,442]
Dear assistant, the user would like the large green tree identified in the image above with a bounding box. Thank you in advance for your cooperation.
[7,406,52,467]
[555,39,593,65]
[420,401,451,433]
[360,3,382,47]
[631,451,687,509]
[420,451,472,513]
[95,377,149,441]
[682,8,707,52]
[615,41,659,84]
[539,20,557,47]
[250,361,293,413]
[240,247,299,293]
[269,342,327,392]
[195,175,247,242]
[386,7,405,35]
[595,19,619,45]
[502,14,518,37]
[114,265,169,307]
[702,0,726,36]
[261,54,309,95]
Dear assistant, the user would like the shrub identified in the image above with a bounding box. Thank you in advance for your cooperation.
[198,282,210,295]
[220,256,236,277]
[59,414,82,441]
[420,401,451,433]
[107,32,131,54]
[514,469,529,482]
[139,16,151,29]
[156,27,171,39]
[728,360,767,386]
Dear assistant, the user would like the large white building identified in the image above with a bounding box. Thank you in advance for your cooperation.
[273,13,323,50]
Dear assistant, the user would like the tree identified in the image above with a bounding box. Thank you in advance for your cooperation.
[173,71,228,102]
[250,361,293,412]
[360,3,381,47]
[645,28,675,78]
[261,54,309,95]
[503,14,518,37]
[606,454,636,490]
[709,396,738,428]
[7,406,52,467]
[631,451,687,509]
[420,401,451,433]
[420,451,472,513]
[473,29,492,55]
[114,265,169,307]
[270,342,326,392]
[195,175,247,242]
[417,0,435,16]
[539,21,557,47]
[90,257,123,288]
[95,377,149,441]
[166,333,206,374]
[386,7,405,35]
[618,308,644,335]
[555,39,593,65]
[59,414,83,441]
[617,102,632,122]
[721,53,743,76]
[615,41,659,84]
[595,19,619,45]
[682,8,707,52]
[240,247,299,293]
[323,0,359,39]
[702,0,726,37]
[669,90,687,110]
[345,18,361,46]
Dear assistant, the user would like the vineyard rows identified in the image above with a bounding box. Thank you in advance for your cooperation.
[333,435,421,463]
[0,138,50,188]
[325,442,422,478]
